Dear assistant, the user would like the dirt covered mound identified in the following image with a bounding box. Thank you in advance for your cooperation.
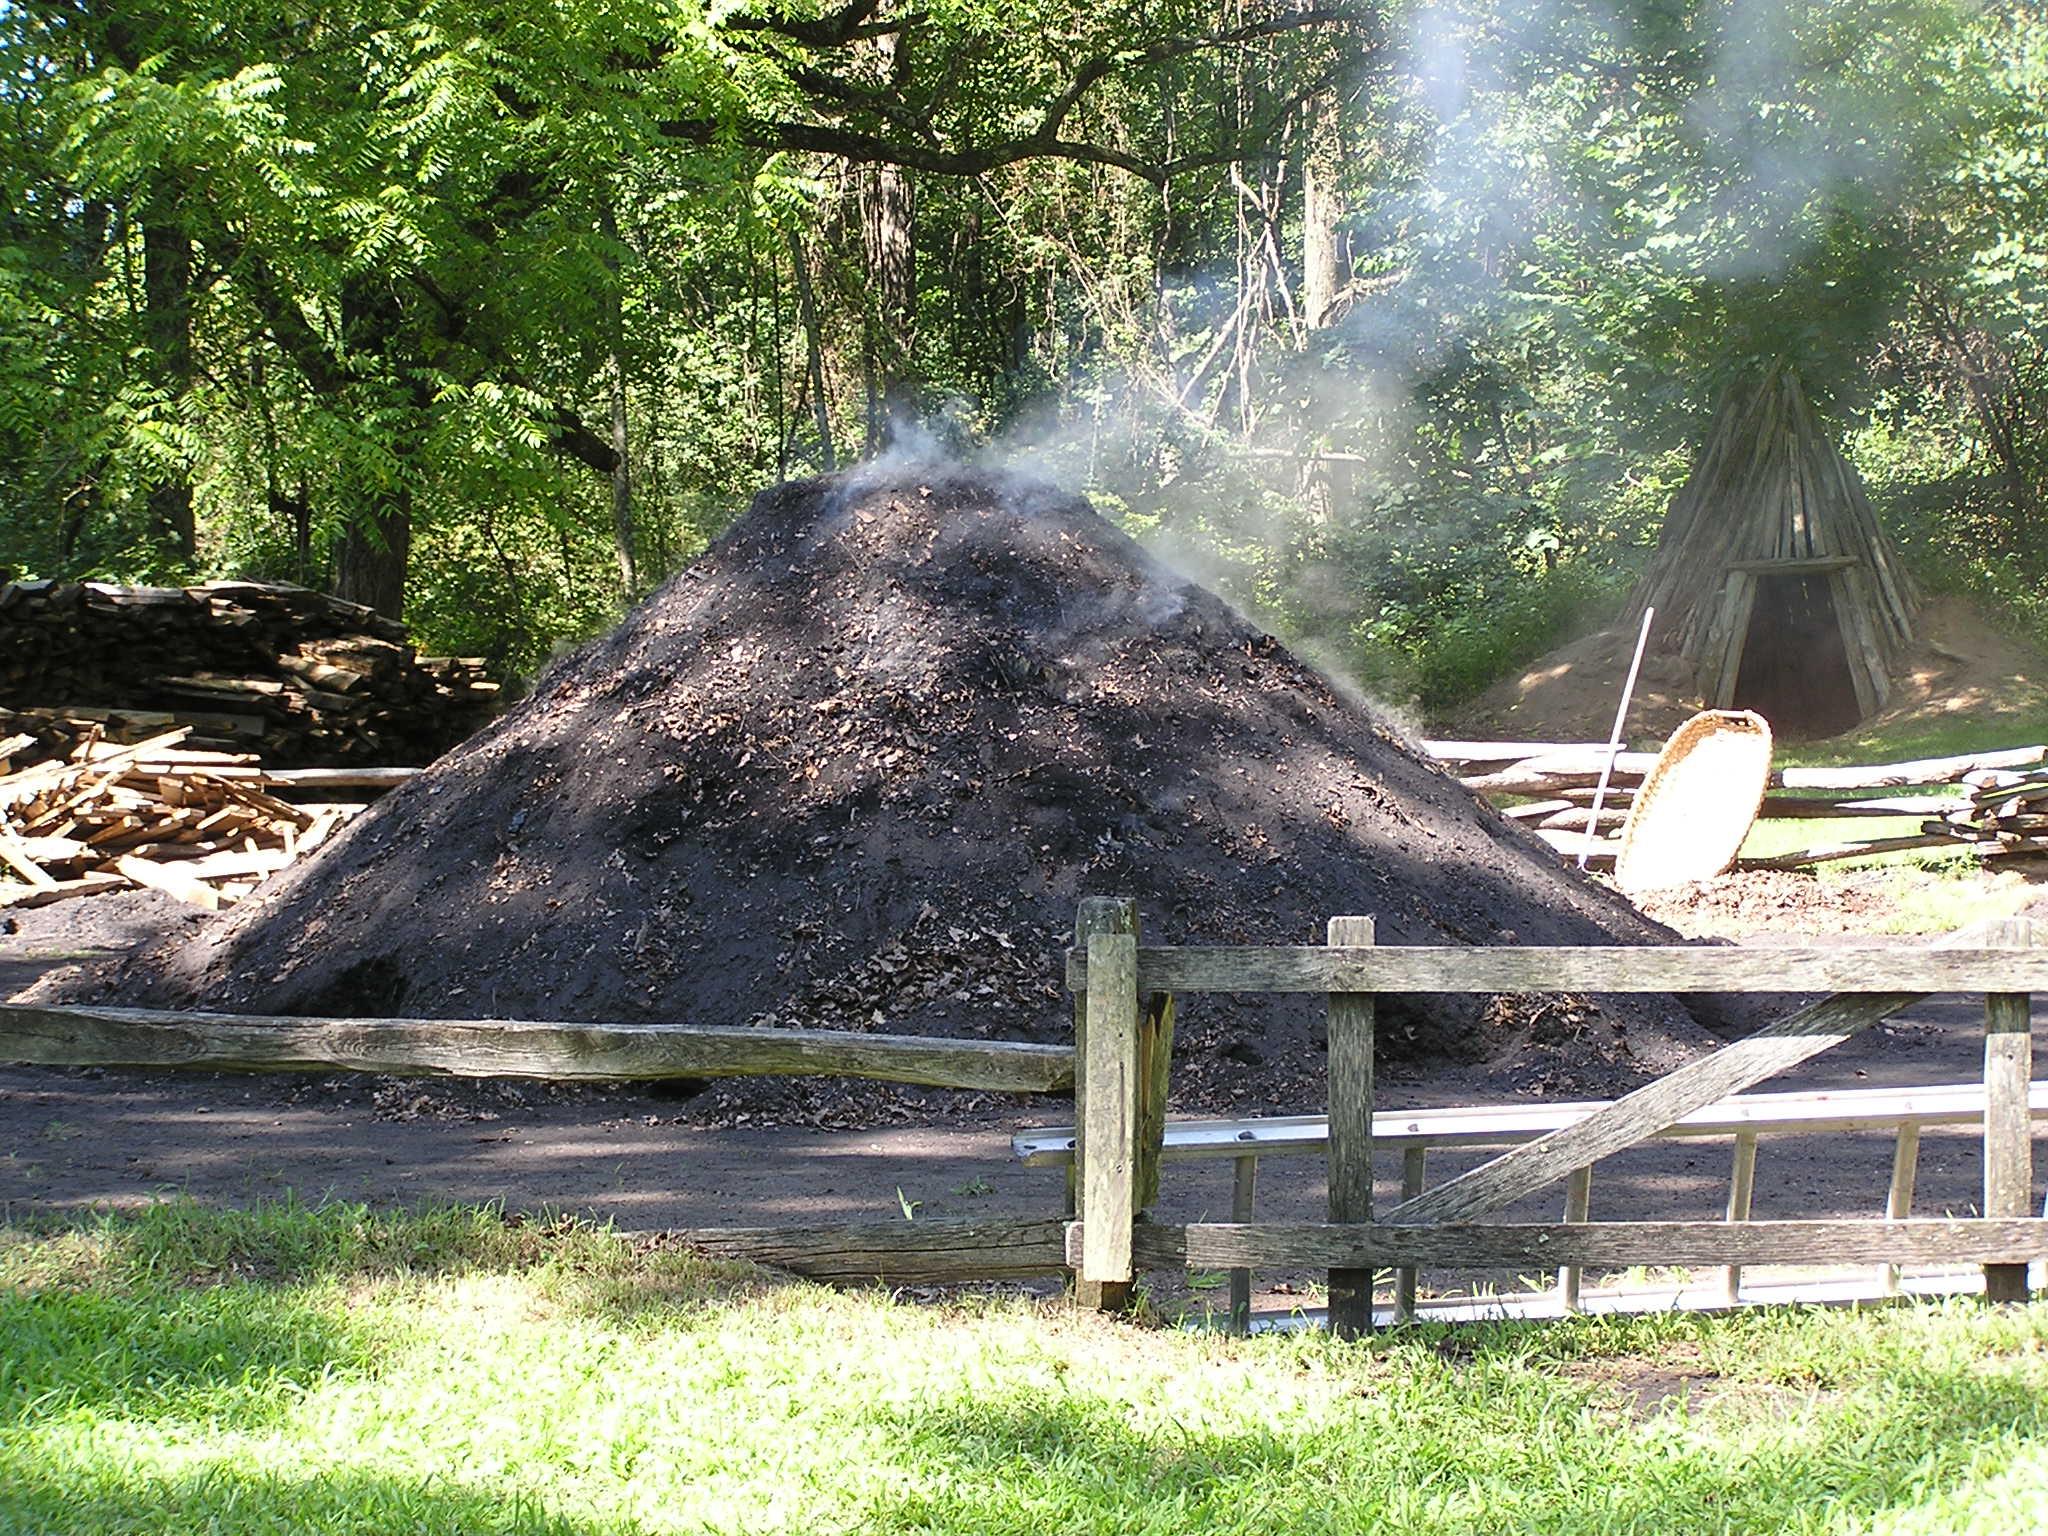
[58,465,1725,1113]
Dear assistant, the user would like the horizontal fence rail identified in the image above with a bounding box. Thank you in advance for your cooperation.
[677,1217,1071,1283]
[1015,1081,2048,1166]
[0,1001,1074,1094]
[1065,943,2048,996]
[1074,1218,2048,1272]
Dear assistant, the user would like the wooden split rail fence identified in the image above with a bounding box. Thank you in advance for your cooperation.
[1,905,2042,1324]
[0,998,1087,1282]
[1427,740,2048,870]
[1064,901,2048,1335]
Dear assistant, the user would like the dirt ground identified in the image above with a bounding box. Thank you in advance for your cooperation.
[5,875,2042,1284]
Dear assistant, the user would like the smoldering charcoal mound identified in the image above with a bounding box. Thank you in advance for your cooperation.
[61,464,1724,1118]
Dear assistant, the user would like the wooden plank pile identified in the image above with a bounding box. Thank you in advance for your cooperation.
[1426,740,2048,870]
[0,579,501,765]
[0,726,399,911]
[1915,769,2048,865]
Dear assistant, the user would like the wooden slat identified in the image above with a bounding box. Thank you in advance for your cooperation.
[1326,915,1376,1339]
[1065,942,2048,996]
[1777,747,2047,791]
[1423,740,1613,766]
[1135,990,1175,1215]
[1080,1219,2048,1272]
[1727,555,1858,575]
[259,766,421,791]
[111,854,223,910]
[1709,570,1757,708]
[1444,745,2047,795]
[677,1217,1069,1282]
[1079,930,1140,1290]
[1229,1155,1257,1336]
[1757,795,1975,819]
[168,846,296,881]
[0,1002,1074,1092]
[1740,834,1960,871]
[0,873,130,909]
[1395,1148,1426,1322]
[1381,920,2026,1227]
[0,833,57,887]
[1984,958,2034,1302]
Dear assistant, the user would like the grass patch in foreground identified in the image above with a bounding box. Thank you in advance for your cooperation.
[5,1199,2048,1535]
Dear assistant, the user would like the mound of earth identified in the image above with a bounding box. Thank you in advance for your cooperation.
[51,464,1730,1117]
[1445,595,2048,750]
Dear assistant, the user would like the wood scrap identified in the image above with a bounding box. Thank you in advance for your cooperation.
[0,730,372,909]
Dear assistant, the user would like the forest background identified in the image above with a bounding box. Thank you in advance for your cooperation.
[3,0,2044,718]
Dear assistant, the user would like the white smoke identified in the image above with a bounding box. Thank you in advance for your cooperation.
[823,0,1962,709]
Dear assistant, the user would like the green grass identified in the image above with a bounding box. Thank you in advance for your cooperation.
[7,1201,2048,1534]
[1768,702,2048,773]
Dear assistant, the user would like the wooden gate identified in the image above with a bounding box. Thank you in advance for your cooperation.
[1064,898,2048,1335]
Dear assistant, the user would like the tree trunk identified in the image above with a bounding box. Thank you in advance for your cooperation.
[333,497,411,620]
[608,355,636,597]
[789,230,837,471]
[1922,292,2043,534]
[328,281,419,620]
[142,218,196,563]
[1301,94,1346,331]
[862,47,917,451]
[599,199,639,598]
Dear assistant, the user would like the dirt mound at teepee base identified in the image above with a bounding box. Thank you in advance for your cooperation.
[61,464,1727,1121]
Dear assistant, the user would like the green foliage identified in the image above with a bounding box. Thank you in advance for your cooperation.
[1,0,2045,700]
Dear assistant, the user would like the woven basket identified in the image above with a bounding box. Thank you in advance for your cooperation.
[1613,710,1774,894]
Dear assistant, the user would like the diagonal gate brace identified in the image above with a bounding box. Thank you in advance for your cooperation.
[1383,918,2022,1228]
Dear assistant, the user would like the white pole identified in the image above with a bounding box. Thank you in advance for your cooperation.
[1580,607,1655,870]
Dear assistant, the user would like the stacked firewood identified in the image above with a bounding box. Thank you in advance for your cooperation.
[1918,772,2048,863]
[0,727,409,910]
[1427,740,2048,870]
[0,579,500,765]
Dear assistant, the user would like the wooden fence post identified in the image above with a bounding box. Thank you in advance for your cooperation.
[1327,915,1376,1339]
[1076,901,1141,1312]
[1984,919,2035,1303]
[1070,900,1136,1218]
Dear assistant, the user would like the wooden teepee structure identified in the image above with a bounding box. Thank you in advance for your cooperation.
[1623,365,1918,737]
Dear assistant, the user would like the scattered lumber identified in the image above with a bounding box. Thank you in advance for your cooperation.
[1909,770,2048,865]
[1430,740,2048,872]
[0,578,501,765]
[0,726,366,910]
